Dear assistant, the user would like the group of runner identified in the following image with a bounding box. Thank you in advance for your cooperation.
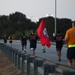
[20,20,75,67]
[4,35,13,47]
[20,30,38,56]
[3,21,75,67]
[54,21,75,66]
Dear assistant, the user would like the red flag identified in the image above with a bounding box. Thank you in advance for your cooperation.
[37,19,51,48]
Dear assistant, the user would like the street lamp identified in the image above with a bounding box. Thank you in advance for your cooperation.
[36,18,39,22]
[53,0,57,37]
[55,0,57,35]
[46,13,53,17]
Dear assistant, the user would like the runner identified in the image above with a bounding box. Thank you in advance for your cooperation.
[54,31,63,61]
[3,35,7,43]
[64,21,75,66]
[8,35,13,47]
[21,32,27,53]
[28,30,38,56]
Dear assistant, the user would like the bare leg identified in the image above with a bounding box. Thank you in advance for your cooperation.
[57,51,61,61]
[42,45,45,50]
[24,45,26,49]
[11,43,12,47]
[22,45,24,50]
[24,45,26,53]
[42,45,46,53]
[30,50,35,56]
[68,59,72,66]
[73,59,75,67]
[32,50,35,56]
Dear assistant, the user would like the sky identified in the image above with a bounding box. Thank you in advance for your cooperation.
[0,0,75,22]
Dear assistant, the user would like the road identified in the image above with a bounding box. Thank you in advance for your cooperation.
[5,40,68,66]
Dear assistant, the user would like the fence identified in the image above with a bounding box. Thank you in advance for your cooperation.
[0,43,75,75]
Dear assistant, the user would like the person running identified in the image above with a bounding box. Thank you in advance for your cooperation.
[28,30,38,56]
[8,35,13,47]
[3,35,7,43]
[54,31,63,61]
[64,21,75,66]
[21,32,27,53]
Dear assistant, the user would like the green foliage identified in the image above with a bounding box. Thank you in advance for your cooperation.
[0,11,73,41]
[25,30,31,37]
[13,31,22,39]
[13,30,32,39]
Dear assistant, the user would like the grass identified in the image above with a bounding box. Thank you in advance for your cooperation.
[0,50,23,75]
[0,50,42,75]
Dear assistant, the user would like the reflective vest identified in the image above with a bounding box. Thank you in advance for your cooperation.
[68,44,75,48]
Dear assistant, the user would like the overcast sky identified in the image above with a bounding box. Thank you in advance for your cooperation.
[0,0,75,22]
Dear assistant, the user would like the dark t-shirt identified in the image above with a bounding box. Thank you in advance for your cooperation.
[4,36,7,43]
[54,34,63,48]
[21,34,27,45]
[28,34,38,48]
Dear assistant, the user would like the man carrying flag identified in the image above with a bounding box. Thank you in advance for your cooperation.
[37,19,51,53]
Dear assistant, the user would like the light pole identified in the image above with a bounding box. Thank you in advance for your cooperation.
[55,0,57,35]
[53,0,57,37]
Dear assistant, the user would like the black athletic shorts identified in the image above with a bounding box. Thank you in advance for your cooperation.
[56,43,63,51]
[22,41,27,46]
[9,40,12,43]
[67,47,75,60]
[56,47,62,51]
[30,44,36,50]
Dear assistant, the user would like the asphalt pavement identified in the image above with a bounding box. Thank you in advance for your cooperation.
[0,40,75,74]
